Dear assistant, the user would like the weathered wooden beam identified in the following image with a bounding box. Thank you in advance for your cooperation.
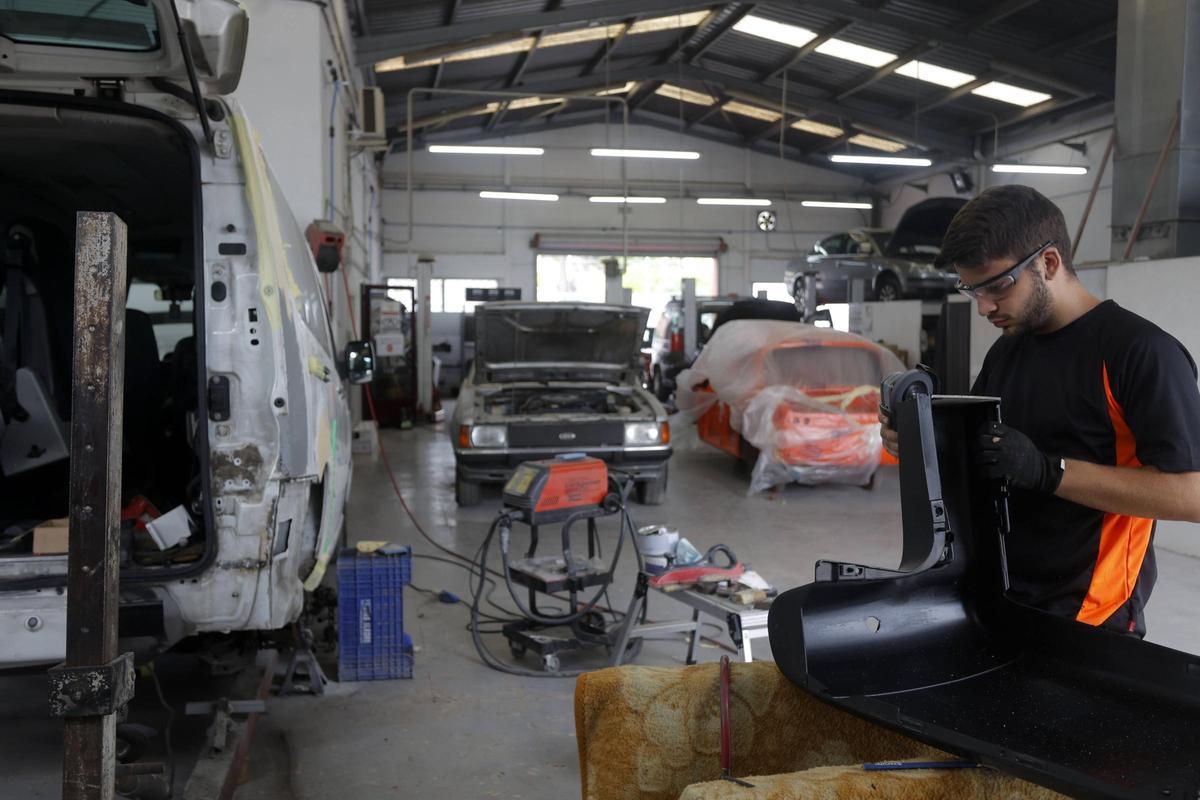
[59,211,130,800]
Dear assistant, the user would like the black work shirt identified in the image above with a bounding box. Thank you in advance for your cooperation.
[971,300,1200,635]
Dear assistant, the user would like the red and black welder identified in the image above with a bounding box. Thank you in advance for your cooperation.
[470,454,642,674]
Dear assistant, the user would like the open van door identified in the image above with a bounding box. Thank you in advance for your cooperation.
[0,0,247,95]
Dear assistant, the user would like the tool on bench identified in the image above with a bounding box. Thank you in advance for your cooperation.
[649,544,744,590]
[470,455,643,675]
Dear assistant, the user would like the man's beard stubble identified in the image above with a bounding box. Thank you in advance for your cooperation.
[1007,268,1053,336]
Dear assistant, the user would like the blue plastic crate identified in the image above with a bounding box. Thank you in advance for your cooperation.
[336,547,413,680]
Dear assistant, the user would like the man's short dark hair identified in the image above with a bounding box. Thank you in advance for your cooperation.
[935,184,1074,274]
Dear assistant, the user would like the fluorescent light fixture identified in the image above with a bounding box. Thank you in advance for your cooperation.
[596,81,637,96]
[991,164,1088,175]
[971,81,1052,107]
[792,119,844,138]
[375,11,709,72]
[816,38,897,68]
[830,154,933,167]
[894,60,976,89]
[590,147,700,160]
[732,15,817,49]
[697,197,772,207]
[589,195,668,204]
[802,200,873,209]
[479,190,559,201]
[428,145,544,155]
[722,100,781,122]
[847,133,907,153]
[655,83,715,106]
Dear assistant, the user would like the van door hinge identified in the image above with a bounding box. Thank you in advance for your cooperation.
[93,79,125,101]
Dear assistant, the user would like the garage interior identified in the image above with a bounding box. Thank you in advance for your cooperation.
[2,1,1199,799]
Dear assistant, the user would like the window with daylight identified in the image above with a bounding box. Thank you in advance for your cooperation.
[535,254,718,325]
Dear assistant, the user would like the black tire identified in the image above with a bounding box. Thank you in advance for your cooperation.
[636,467,668,505]
[875,274,902,302]
[115,723,152,764]
[455,476,481,507]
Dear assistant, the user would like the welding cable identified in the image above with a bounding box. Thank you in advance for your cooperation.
[337,267,505,578]
[497,495,637,628]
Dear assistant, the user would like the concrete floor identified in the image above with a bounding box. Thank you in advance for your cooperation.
[1,419,1196,798]
[237,419,1200,800]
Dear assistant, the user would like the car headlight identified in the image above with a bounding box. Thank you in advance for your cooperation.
[625,422,662,446]
[469,424,507,448]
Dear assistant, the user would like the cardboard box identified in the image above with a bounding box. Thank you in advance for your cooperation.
[32,518,69,555]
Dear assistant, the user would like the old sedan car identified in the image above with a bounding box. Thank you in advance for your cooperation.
[785,197,966,304]
[451,302,672,506]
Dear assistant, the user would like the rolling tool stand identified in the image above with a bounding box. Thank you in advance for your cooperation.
[479,455,639,674]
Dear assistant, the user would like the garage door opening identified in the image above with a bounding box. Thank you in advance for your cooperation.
[536,254,718,323]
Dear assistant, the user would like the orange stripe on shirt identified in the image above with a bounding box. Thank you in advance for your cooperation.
[1076,364,1155,627]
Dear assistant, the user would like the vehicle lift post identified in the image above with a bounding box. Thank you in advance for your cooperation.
[681,278,698,361]
[48,212,137,800]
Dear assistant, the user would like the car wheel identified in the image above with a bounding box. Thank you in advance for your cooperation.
[635,467,668,505]
[455,476,481,507]
[875,275,902,301]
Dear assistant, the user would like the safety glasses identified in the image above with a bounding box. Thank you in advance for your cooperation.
[955,240,1052,301]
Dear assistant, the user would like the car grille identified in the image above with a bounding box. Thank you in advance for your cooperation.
[507,421,626,448]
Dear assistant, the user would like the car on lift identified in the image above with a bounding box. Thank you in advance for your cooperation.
[452,302,672,506]
[0,0,373,669]
[784,197,967,304]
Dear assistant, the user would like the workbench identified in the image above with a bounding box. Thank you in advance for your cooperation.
[610,572,772,665]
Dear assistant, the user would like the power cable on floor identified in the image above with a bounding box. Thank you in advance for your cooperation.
[334,268,739,660]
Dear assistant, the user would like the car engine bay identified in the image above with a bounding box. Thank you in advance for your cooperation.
[482,386,647,417]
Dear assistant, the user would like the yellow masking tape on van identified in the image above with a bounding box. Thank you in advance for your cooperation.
[302,418,339,591]
[231,113,288,330]
[307,355,331,382]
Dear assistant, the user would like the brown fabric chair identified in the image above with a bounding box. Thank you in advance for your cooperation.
[575,662,1064,800]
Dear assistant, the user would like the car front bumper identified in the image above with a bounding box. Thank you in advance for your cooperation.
[456,445,672,484]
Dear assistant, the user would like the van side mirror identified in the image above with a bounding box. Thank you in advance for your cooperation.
[344,340,375,384]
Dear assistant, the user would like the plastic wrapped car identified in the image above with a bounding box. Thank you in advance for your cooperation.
[675,321,903,492]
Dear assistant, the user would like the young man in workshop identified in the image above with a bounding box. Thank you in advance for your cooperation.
[879,184,1200,637]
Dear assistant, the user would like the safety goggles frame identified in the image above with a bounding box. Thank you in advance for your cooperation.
[954,240,1053,300]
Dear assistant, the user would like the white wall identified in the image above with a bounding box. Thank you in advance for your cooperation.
[381,122,873,296]
[1102,256,1200,559]
[230,0,383,418]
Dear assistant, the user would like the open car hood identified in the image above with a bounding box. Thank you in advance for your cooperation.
[884,197,967,259]
[475,302,649,384]
[0,0,247,95]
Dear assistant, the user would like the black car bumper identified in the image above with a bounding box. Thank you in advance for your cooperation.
[456,446,672,484]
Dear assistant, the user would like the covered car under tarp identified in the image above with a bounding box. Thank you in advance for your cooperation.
[675,321,903,492]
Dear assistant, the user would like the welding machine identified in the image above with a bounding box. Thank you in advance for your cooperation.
[502,454,613,524]
[469,455,644,674]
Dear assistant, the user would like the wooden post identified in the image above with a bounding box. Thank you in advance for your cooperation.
[55,212,130,800]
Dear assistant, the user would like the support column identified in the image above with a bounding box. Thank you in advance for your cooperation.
[416,255,434,417]
[1111,0,1200,260]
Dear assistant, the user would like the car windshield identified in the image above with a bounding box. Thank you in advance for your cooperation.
[0,0,160,52]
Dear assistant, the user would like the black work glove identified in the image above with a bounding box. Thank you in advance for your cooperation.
[973,421,1064,494]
